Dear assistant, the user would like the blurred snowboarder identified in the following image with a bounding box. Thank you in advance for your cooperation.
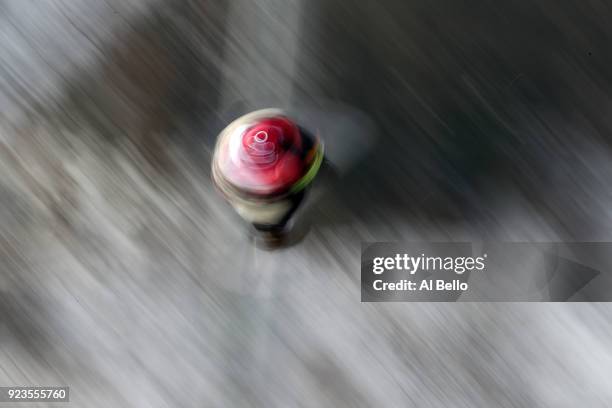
[212,109,323,246]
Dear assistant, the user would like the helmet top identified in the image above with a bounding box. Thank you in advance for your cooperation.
[213,110,313,196]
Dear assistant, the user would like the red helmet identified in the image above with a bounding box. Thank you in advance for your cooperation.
[212,109,323,199]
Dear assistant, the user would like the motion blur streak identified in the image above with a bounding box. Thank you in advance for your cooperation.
[2,0,612,406]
